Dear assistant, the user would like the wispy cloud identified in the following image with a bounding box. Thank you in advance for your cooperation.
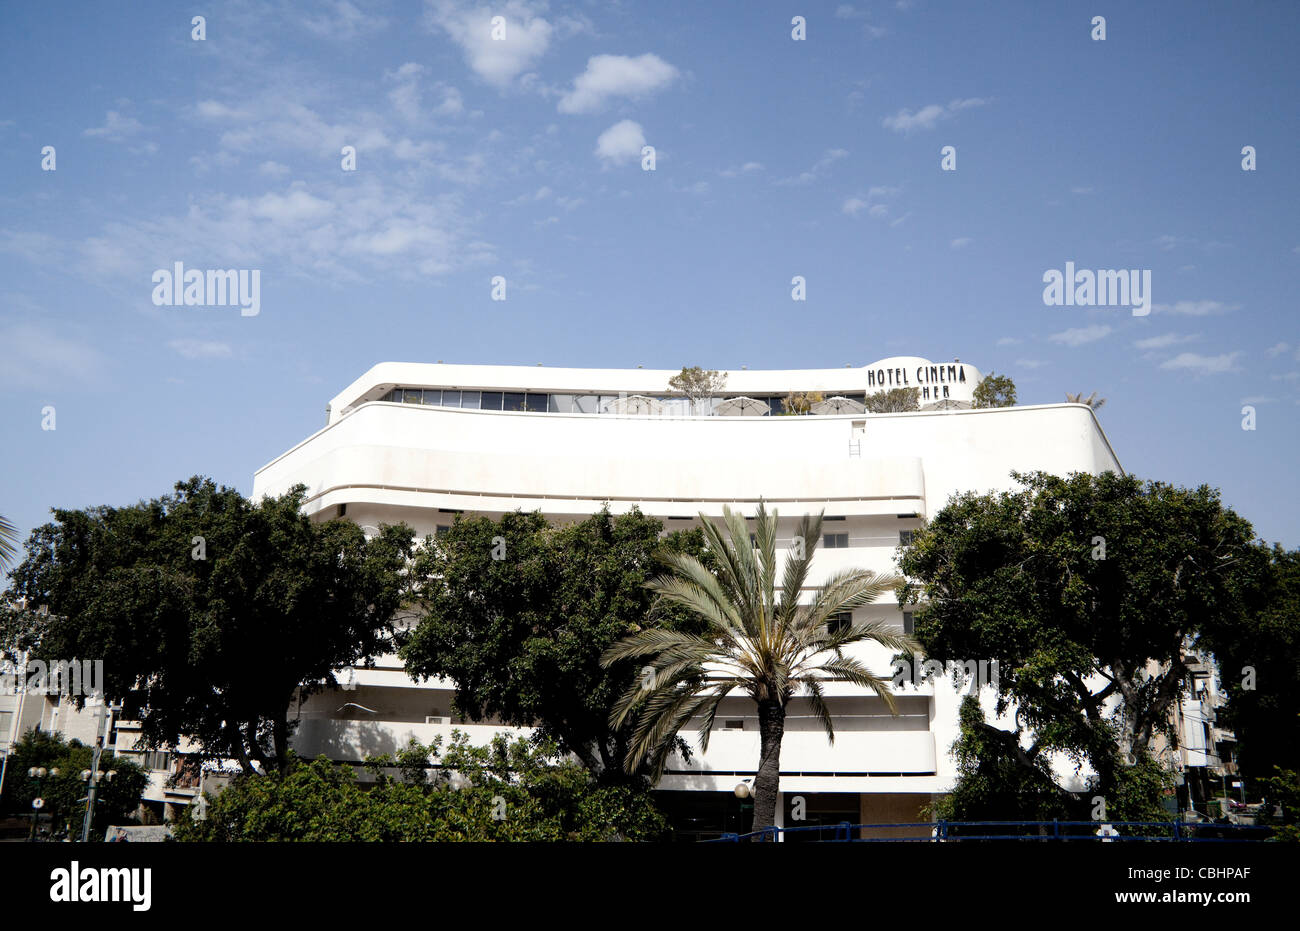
[1049,324,1111,347]
[1152,300,1239,316]
[168,339,233,360]
[882,97,989,133]
[1160,351,1243,374]
[302,0,388,40]
[1133,332,1200,350]
[776,148,848,186]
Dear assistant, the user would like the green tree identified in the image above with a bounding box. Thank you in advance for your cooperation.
[863,387,921,413]
[402,507,713,784]
[781,390,823,415]
[1198,543,1300,776]
[174,731,668,842]
[602,503,915,833]
[899,470,1258,818]
[2,477,414,774]
[0,514,18,575]
[667,366,727,414]
[972,372,1017,408]
[1065,391,1107,410]
[0,730,147,835]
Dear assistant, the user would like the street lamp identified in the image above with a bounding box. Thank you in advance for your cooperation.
[26,766,59,842]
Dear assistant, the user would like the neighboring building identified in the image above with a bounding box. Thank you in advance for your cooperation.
[249,357,1124,836]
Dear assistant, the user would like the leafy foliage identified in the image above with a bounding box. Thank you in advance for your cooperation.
[402,507,712,783]
[173,731,668,842]
[2,477,414,773]
[1198,543,1300,776]
[900,470,1258,812]
[863,387,920,413]
[667,366,727,412]
[603,502,916,832]
[0,730,148,835]
[781,390,823,414]
[972,372,1017,408]
[0,514,18,575]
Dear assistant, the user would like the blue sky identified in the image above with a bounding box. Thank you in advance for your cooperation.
[2,0,1298,565]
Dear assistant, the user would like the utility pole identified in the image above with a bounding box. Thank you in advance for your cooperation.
[79,701,118,843]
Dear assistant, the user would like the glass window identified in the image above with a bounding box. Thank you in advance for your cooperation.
[480,392,503,410]
[572,395,598,414]
[435,525,451,537]
[524,393,548,412]
[827,612,852,635]
[902,611,915,635]
[503,392,526,411]
[823,533,849,549]
[899,530,914,546]
[441,390,461,408]
[422,389,441,406]
[548,394,576,413]
[767,398,783,416]
[458,391,479,409]
[402,389,422,404]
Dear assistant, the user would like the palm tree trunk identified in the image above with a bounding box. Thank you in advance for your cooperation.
[752,699,786,835]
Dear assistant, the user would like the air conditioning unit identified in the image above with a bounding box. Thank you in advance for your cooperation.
[425,716,449,725]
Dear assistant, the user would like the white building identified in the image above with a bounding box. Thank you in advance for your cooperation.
[248,357,1125,837]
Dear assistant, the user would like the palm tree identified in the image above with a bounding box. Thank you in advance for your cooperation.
[0,514,19,575]
[600,503,919,835]
[1066,391,1107,410]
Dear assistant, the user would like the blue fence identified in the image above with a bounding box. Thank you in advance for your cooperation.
[705,820,1275,843]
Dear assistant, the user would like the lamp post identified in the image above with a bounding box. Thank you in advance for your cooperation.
[79,700,118,843]
[26,766,58,841]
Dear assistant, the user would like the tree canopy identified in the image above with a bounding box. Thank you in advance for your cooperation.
[864,387,921,413]
[401,507,713,783]
[1,477,414,774]
[174,731,668,842]
[0,730,148,834]
[972,372,1017,408]
[899,470,1258,815]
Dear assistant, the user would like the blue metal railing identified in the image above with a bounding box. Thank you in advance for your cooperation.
[703,819,1275,842]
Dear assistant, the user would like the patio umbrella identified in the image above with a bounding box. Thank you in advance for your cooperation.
[811,395,867,414]
[603,394,665,415]
[714,396,771,416]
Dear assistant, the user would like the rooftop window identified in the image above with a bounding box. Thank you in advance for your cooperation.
[379,388,868,416]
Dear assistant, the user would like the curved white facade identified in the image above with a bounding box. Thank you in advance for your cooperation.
[252,359,1123,831]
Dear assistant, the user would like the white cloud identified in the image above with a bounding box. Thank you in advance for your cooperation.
[1240,396,1277,404]
[776,148,848,186]
[1152,300,1238,316]
[720,161,763,178]
[258,160,290,177]
[882,97,989,133]
[0,321,106,388]
[1160,351,1243,374]
[1049,325,1112,347]
[950,237,972,249]
[996,336,1023,347]
[835,4,865,17]
[557,53,679,114]
[594,120,646,165]
[168,339,233,359]
[1133,332,1200,350]
[1015,358,1047,369]
[841,198,868,217]
[302,0,387,39]
[83,110,144,141]
[1265,341,1290,357]
[425,0,554,88]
